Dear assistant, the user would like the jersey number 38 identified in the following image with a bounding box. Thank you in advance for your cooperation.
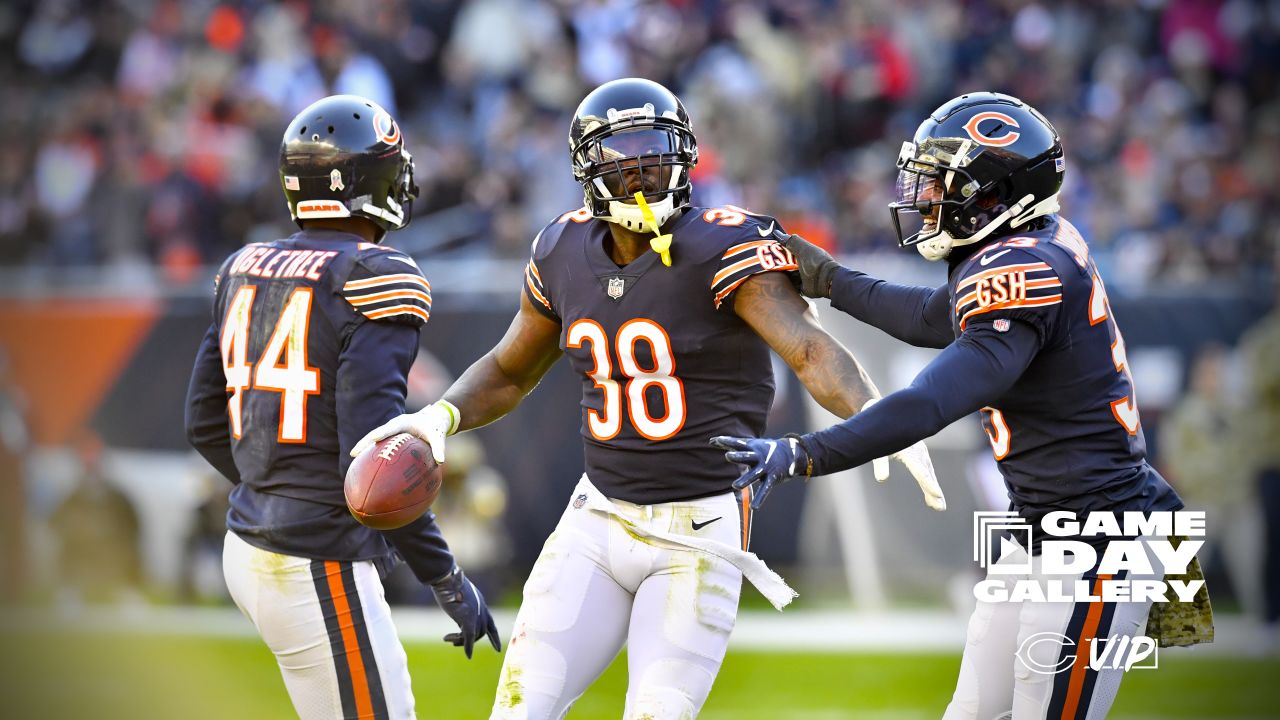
[567,318,686,442]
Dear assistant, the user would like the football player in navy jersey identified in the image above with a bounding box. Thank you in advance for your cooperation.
[352,78,942,719]
[716,93,1190,719]
[184,94,499,720]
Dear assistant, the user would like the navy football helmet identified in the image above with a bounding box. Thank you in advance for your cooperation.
[569,78,698,232]
[890,92,1064,261]
[280,95,418,238]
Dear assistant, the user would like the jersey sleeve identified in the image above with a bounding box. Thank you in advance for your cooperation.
[709,216,798,309]
[830,269,953,349]
[802,319,1042,476]
[341,249,432,327]
[184,324,241,484]
[522,225,561,322]
[953,248,1063,337]
[335,318,419,477]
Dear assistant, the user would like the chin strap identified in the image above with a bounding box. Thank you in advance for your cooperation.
[634,191,673,267]
[917,193,1038,262]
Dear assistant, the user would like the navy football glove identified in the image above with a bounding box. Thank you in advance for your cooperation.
[782,233,839,298]
[711,435,811,510]
[429,566,501,659]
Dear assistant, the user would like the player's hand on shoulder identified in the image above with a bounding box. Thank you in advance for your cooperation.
[429,566,502,659]
[863,399,946,511]
[711,434,811,510]
[783,233,839,299]
[350,400,459,463]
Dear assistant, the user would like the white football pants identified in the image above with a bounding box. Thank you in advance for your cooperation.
[943,536,1165,720]
[223,530,414,719]
[490,476,755,719]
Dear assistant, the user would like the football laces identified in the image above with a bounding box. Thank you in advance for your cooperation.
[378,433,411,461]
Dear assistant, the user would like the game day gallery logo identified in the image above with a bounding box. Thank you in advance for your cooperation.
[972,510,1206,603]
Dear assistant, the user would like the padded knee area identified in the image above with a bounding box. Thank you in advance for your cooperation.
[625,659,706,720]
[490,635,569,720]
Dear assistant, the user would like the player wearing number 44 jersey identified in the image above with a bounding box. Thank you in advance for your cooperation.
[185,95,498,720]
[720,93,1196,719]
[353,78,941,720]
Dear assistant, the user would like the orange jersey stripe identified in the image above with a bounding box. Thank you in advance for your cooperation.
[722,239,773,259]
[958,295,1062,330]
[712,257,763,288]
[323,561,376,720]
[364,304,430,323]
[528,260,544,284]
[525,271,552,310]
[713,275,753,308]
[345,288,432,307]
[343,273,431,292]
[1060,575,1112,719]
[956,262,1052,290]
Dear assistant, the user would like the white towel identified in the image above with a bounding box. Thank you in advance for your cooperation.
[575,476,798,610]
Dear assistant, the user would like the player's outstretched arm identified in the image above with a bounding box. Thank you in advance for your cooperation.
[732,272,942,508]
[784,233,952,349]
[443,292,563,432]
[717,319,1039,510]
[801,320,1041,488]
[351,293,562,459]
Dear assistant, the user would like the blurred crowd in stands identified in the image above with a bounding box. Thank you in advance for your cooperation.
[2,0,1278,291]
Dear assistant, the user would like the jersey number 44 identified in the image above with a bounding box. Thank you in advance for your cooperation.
[220,286,321,442]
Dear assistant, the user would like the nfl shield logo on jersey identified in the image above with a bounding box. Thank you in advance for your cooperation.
[329,169,344,191]
[607,276,626,300]
[993,318,1011,332]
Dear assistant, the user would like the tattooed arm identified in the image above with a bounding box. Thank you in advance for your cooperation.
[733,271,879,419]
[726,271,946,512]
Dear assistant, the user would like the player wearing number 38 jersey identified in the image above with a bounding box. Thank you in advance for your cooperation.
[529,201,806,503]
[352,78,941,720]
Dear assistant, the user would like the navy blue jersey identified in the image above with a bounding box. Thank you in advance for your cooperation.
[524,205,798,503]
[945,217,1178,518]
[810,216,1181,536]
[185,228,455,582]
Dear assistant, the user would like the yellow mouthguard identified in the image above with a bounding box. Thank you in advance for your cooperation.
[634,191,672,267]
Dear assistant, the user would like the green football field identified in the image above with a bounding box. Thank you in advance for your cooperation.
[1,631,1274,719]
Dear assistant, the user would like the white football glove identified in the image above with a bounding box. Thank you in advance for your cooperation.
[865,399,947,511]
[350,400,460,464]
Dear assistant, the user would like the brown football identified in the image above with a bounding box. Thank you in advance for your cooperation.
[345,433,442,530]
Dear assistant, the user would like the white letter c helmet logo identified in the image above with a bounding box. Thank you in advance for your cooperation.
[964,111,1021,147]
[373,109,401,146]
